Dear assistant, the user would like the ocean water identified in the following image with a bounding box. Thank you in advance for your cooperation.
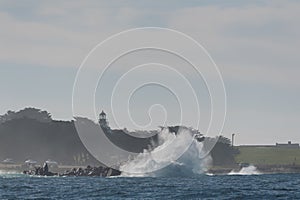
[1,130,299,199]
[1,173,300,199]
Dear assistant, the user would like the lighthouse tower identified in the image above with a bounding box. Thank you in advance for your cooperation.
[99,110,109,130]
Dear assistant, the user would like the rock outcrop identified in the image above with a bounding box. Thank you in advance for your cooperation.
[23,165,121,177]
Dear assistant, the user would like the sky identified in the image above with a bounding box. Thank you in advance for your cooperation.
[0,0,299,145]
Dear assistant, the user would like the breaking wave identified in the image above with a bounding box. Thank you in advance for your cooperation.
[228,165,261,175]
[0,170,23,178]
[120,128,212,177]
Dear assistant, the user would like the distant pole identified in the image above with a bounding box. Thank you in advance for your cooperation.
[232,133,235,147]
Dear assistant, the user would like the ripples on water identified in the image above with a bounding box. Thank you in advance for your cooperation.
[1,173,300,199]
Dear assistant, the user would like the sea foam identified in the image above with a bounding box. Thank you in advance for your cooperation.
[228,165,261,175]
[120,128,212,177]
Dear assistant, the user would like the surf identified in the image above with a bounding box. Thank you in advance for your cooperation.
[120,128,212,177]
[228,165,261,175]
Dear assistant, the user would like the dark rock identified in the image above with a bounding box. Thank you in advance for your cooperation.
[23,165,122,177]
[23,166,58,176]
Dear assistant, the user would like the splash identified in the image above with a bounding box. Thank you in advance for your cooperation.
[228,165,261,175]
[0,170,18,174]
[120,128,212,177]
[0,170,23,178]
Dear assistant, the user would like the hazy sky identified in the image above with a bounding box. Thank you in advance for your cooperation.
[0,0,299,145]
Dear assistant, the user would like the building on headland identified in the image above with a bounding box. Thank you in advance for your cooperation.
[276,141,299,148]
[99,110,110,131]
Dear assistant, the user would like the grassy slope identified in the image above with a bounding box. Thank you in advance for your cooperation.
[235,146,300,165]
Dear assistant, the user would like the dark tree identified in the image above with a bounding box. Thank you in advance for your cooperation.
[0,107,52,123]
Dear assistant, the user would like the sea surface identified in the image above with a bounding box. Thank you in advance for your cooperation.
[0,173,300,199]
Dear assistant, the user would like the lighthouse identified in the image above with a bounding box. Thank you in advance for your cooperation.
[99,110,110,130]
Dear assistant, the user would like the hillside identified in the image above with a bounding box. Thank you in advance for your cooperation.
[0,108,237,167]
[235,146,300,165]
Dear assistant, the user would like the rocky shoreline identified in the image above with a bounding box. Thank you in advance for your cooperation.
[8,164,300,177]
[23,165,121,177]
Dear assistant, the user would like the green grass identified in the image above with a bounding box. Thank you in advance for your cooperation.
[235,146,300,165]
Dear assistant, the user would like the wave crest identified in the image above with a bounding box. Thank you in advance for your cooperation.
[120,128,212,177]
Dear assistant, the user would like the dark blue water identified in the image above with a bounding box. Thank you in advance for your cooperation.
[1,173,300,199]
